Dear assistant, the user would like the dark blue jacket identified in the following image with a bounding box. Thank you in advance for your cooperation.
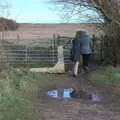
[70,39,81,61]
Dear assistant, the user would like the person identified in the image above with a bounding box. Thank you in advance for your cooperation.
[70,31,81,77]
[79,31,92,73]
[91,34,96,53]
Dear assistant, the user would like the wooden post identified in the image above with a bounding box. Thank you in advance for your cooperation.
[53,34,56,64]
[50,38,53,65]
[57,45,64,63]
[49,39,52,64]
[25,45,28,64]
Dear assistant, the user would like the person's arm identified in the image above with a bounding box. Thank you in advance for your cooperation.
[90,38,94,53]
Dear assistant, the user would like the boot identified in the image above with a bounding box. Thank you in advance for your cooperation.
[83,66,89,73]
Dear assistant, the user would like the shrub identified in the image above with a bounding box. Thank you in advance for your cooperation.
[101,22,120,67]
[0,17,19,31]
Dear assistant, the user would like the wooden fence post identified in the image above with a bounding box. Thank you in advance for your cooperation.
[25,45,28,64]
[53,34,56,64]
[50,39,52,65]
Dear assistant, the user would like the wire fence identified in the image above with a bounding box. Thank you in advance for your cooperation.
[0,34,73,69]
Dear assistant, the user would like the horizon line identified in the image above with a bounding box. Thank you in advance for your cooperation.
[18,21,101,24]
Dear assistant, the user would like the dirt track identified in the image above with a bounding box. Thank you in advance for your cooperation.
[31,74,120,120]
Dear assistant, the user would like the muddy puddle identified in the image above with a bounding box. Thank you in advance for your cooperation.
[47,88,111,102]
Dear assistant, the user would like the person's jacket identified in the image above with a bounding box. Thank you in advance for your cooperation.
[70,39,81,61]
[80,33,92,54]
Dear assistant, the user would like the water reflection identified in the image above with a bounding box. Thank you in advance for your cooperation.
[47,88,106,102]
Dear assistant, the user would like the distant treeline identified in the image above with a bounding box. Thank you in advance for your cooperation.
[0,17,19,31]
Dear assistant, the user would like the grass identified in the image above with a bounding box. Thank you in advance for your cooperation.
[0,67,55,120]
[90,66,120,85]
[11,61,53,68]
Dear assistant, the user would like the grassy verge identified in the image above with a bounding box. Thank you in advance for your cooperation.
[11,61,53,68]
[90,66,120,85]
[89,66,120,99]
[0,68,54,120]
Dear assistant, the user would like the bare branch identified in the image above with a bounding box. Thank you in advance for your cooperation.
[49,0,104,23]
[92,0,120,25]
[50,0,120,25]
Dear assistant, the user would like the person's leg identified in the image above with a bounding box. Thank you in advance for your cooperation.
[82,54,86,68]
[73,61,79,77]
[82,54,90,73]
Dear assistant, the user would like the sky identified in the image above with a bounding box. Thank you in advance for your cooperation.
[0,0,102,23]
[1,0,63,23]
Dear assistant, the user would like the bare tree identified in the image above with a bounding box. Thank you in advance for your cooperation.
[0,0,14,68]
[50,0,120,66]
[92,0,120,25]
[50,0,120,25]
[0,0,11,18]
[50,0,104,22]
[0,0,10,38]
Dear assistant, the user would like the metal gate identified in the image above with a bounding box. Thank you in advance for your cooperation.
[0,34,73,69]
[0,38,54,68]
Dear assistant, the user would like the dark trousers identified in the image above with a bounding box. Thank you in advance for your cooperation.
[82,54,91,68]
